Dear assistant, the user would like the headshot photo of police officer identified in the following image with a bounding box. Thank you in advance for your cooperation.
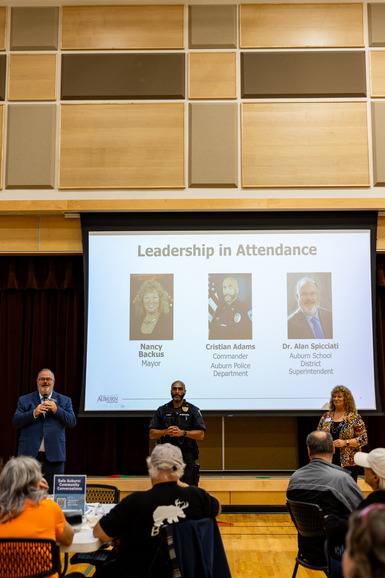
[130,274,173,341]
[287,273,333,340]
[209,274,252,340]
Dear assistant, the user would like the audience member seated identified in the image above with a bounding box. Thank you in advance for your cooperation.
[342,504,385,578]
[325,448,385,577]
[93,443,221,578]
[287,430,364,576]
[0,455,83,578]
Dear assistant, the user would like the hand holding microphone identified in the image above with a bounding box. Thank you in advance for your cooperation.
[36,393,57,417]
[42,394,58,414]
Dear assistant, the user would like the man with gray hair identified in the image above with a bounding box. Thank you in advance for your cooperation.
[12,368,76,493]
[93,444,221,578]
[287,430,363,571]
[288,277,333,339]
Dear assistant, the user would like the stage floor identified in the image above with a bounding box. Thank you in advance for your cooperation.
[86,473,371,508]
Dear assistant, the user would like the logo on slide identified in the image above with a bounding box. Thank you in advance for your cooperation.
[97,394,119,404]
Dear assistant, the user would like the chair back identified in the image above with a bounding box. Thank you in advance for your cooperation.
[86,484,120,504]
[286,499,326,538]
[0,537,61,578]
[165,517,231,578]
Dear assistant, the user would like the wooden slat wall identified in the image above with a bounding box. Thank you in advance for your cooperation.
[239,3,364,48]
[59,103,185,190]
[2,214,385,254]
[0,215,82,253]
[61,5,185,50]
[242,102,370,188]
[8,54,57,101]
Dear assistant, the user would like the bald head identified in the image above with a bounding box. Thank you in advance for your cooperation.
[222,277,239,305]
[307,430,334,461]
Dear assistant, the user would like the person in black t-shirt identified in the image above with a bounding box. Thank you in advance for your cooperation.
[93,444,220,578]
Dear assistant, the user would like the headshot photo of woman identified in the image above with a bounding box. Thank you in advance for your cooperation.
[130,276,173,340]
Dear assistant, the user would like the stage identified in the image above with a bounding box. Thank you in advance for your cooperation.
[87,473,371,510]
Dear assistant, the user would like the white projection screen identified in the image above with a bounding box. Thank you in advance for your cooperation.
[80,212,380,417]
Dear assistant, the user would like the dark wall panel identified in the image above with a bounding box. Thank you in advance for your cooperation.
[241,52,366,98]
[61,54,185,100]
[0,55,6,101]
[11,7,59,50]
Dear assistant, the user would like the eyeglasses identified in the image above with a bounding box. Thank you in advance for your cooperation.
[38,377,53,382]
[299,292,319,298]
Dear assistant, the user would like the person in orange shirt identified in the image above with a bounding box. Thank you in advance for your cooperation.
[0,456,83,578]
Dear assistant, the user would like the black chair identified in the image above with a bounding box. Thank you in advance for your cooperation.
[70,483,120,571]
[0,537,61,578]
[148,518,231,578]
[86,483,120,504]
[286,499,329,577]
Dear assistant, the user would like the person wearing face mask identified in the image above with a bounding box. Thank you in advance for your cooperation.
[288,277,333,339]
[149,381,206,486]
[209,276,252,340]
[318,385,367,481]
[130,279,173,340]
[12,368,76,493]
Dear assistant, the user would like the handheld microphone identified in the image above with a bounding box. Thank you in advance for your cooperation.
[43,394,48,402]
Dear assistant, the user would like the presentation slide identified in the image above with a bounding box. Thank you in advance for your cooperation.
[83,224,377,414]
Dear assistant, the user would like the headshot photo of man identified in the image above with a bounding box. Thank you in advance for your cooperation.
[287,274,333,340]
[209,274,252,340]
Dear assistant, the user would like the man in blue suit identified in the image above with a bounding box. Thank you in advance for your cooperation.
[12,368,77,492]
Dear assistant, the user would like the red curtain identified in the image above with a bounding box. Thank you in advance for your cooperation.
[0,256,149,475]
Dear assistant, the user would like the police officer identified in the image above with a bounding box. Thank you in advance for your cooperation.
[209,276,252,340]
[149,381,205,485]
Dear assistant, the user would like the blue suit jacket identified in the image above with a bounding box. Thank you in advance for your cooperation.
[287,307,333,339]
[12,390,76,462]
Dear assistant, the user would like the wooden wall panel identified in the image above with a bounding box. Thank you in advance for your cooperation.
[39,216,82,253]
[189,53,237,100]
[0,216,38,252]
[189,5,237,49]
[62,5,184,50]
[0,104,5,189]
[0,216,82,253]
[61,54,185,100]
[6,104,56,189]
[368,3,385,47]
[8,54,57,101]
[10,7,58,50]
[196,416,223,470]
[377,215,385,251]
[0,8,6,52]
[242,52,366,98]
[242,102,370,188]
[370,51,385,97]
[240,3,364,48]
[372,101,385,186]
[0,56,7,101]
[59,103,185,189]
[189,103,237,187]
[225,417,299,470]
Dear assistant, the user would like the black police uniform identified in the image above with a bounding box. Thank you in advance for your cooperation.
[149,400,206,485]
[209,298,252,340]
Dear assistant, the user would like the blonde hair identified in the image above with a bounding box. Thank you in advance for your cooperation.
[133,280,172,318]
[329,385,356,413]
